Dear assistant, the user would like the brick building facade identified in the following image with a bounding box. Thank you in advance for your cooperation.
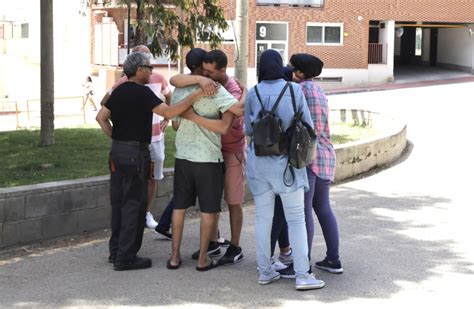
[91,0,474,87]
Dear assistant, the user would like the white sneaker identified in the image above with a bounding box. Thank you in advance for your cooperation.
[295,273,325,290]
[258,271,281,285]
[271,257,288,271]
[145,212,158,229]
[279,248,293,265]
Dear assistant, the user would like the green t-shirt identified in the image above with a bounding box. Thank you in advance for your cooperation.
[172,85,238,163]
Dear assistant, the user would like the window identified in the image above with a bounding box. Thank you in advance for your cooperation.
[220,21,236,43]
[197,21,235,44]
[256,0,324,7]
[21,23,29,38]
[306,23,343,45]
[415,27,422,56]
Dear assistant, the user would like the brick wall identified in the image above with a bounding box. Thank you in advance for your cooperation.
[250,0,474,69]
[90,1,474,70]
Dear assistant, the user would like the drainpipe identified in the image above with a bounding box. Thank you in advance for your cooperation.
[470,27,474,74]
[127,0,131,55]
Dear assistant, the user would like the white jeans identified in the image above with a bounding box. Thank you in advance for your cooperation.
[254,188,310,276]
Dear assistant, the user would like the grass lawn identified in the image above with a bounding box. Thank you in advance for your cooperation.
[0,123,376,188]
[330,122,379,145]
[0,128,111,188]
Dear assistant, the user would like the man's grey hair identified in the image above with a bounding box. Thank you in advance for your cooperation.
[123,51,151,78]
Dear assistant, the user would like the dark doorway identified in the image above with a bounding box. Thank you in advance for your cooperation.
[429,28,438,66]
[400,27,421,65]
[369,27,379,43]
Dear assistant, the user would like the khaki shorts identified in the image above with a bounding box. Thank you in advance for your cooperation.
[223,151,246,205]
[149,139,165,180]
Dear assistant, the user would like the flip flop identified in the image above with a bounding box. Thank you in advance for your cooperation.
[196,258,219,272]
[166,259,182,270]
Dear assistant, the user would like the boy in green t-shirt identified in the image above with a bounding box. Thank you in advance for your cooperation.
[167,48,241,271]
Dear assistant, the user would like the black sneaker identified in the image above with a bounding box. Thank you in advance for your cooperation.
[191,241,221,260]
[315,257,343,274]
[108,255,116,264]
[113,256,152,271]
[277,263,296,279]
[155,226,172,240]
[218,244,244,265]
[217,237,231,248]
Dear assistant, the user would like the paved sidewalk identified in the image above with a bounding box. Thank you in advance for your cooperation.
[1,80,474,308]
[325,75,474,95]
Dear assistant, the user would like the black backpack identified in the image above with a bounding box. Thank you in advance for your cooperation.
[252,82,290,156]
[286,83,317,170]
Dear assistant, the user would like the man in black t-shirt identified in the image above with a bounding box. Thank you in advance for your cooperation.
[96,51,205,271]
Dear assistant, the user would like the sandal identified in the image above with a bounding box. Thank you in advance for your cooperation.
[166,259,182,270]
[196,258,219,272]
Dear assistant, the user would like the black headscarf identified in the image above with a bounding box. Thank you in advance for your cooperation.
[289,53,324,78]
[283,65,294,81]
[258,49,285,83]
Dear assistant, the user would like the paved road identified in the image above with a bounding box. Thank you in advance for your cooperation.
[1,82,474,308]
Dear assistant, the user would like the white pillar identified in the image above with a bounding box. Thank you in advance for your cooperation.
[386,20,395,76]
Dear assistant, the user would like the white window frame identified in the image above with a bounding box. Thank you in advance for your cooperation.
[219,20,236,45]
[255,21,289,66]
[256,0,324,6]
[21,23,29,39]
[306,22,344,46]
[196,20,235,45]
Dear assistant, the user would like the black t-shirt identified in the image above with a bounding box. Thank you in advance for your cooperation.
[105,81,162,143]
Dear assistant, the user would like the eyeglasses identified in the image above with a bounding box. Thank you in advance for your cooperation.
[139,65,153,72]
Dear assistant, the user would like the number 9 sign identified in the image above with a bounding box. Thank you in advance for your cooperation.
[259,26,266,38]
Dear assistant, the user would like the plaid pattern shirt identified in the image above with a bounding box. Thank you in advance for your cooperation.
[299,80,336,181]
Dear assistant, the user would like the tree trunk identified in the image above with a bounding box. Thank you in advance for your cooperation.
[40,0,55,146]
[234,0,249,87]
[134,0,146,46]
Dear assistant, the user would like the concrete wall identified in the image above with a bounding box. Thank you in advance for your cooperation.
[437,26,474,72]
[331,109,407,182]
[0,109,406,249]
[0,177,112,249]
[421,28,431,65]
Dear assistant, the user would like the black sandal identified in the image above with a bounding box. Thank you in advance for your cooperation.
[166,259,182,270]
[196,258,219,272]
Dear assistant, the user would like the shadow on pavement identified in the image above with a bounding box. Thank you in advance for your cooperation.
[1,183,472,307]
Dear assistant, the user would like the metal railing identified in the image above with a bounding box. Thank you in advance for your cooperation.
[368,43,385,64]
[0,96,94,131]
[0,100,21,129]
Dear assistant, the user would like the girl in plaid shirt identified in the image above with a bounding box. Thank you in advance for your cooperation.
[290,54,343,274]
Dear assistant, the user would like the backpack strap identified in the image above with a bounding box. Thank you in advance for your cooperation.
[254,85,266,112]
[254,82,290,114]
[283,163,296,187]
[288,82,298,114]
[283,82,297,187]
[270,82,290,114]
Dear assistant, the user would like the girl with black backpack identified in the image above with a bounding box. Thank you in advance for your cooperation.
[244,49,325,291]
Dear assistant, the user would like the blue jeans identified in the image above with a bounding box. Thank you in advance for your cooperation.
[157,197,174,230]
[255,188,309,276]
